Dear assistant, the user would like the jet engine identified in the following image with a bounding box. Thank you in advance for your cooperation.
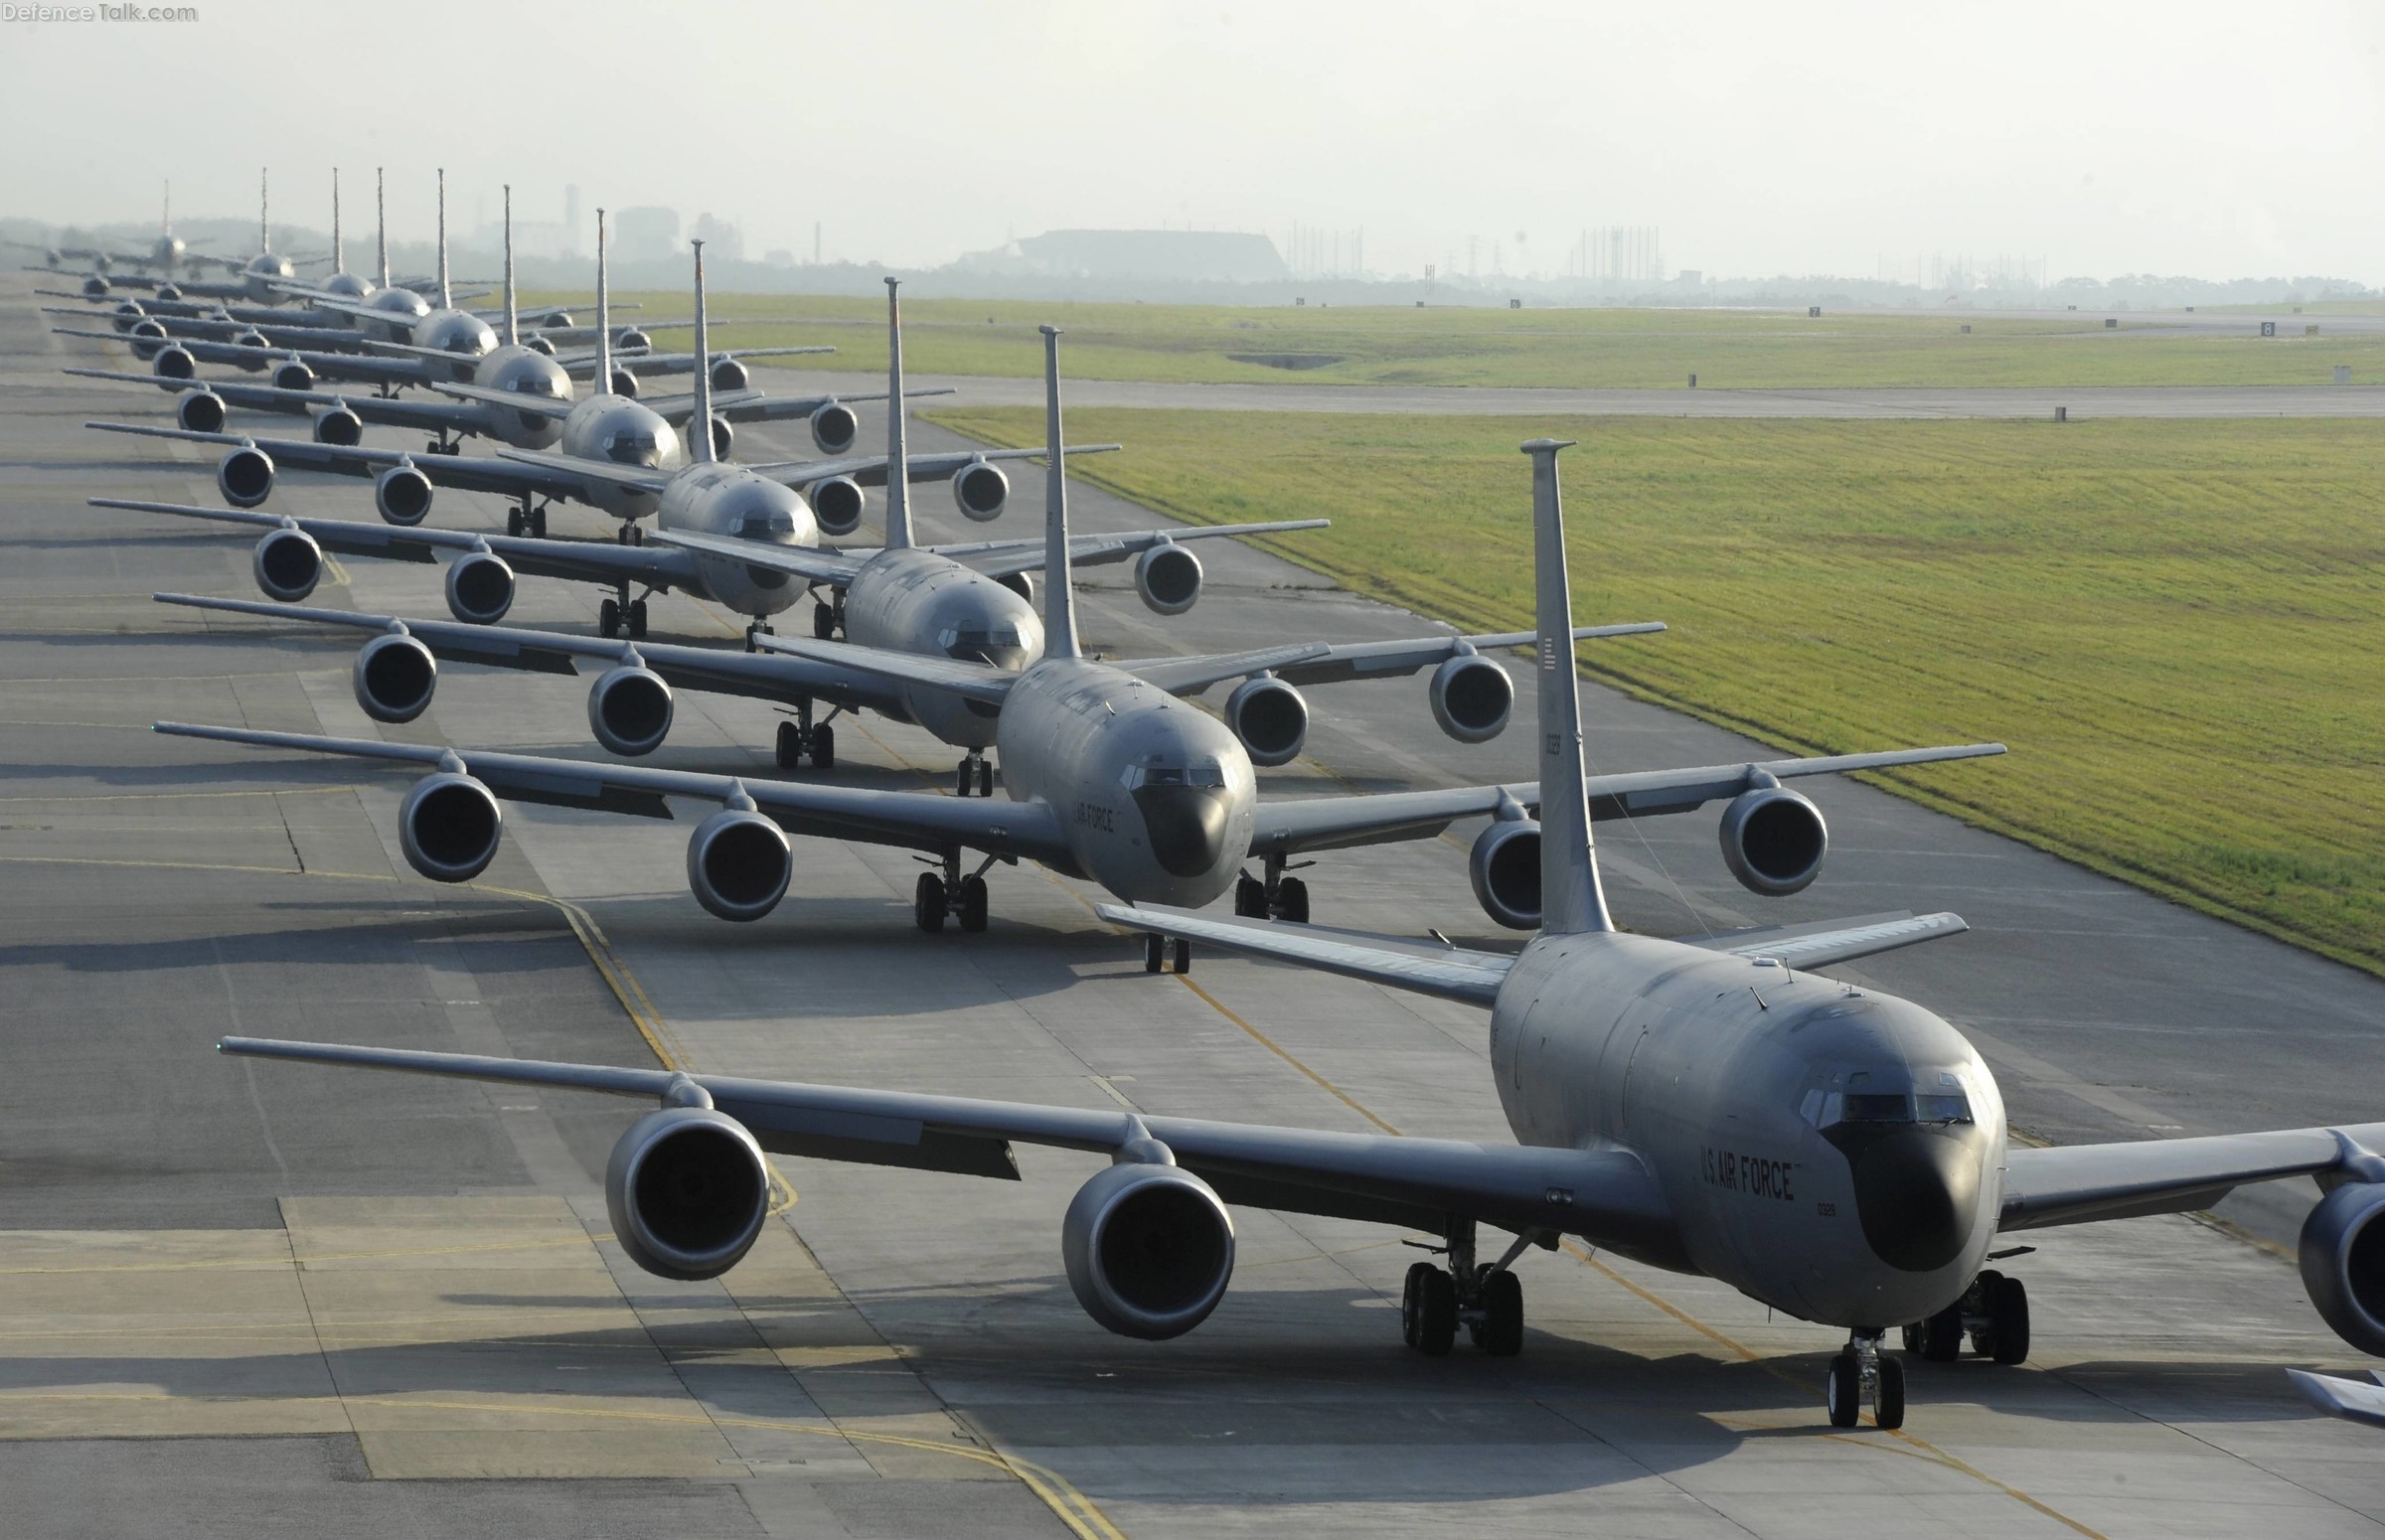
[231,328,271,363]
[272,359,315,393]
[604,1102,770,1282]
[1717,784,1828,897]
[1469,819,1542,930]
[353,631,438,723]
[1061,1159,1235,1340]
[2301,1178,2385,1357]
[217,443,275,509]
[442,550,516,625]
[110,300,146,332]
[952,460,1009,523]
[152,344,197,382]
[615,327,653,353]
[709,356,748,392]
[1134,541,1202,616]
[811,476,865,538]
[809,400,859,456]
[587,662,675,757]
[704,413,733,460]
[250,526,323,603]
[608,367,640,398]
[525,335,556,357]
[397,769,502,882]
[154,282,184,303]
[127,318,170,360]
[997,571,1034,607]
[175,387,227,434]
[374,463,434,527]
[685,806,793,923]
[1224,676,1307,768]
[1429,654,1514,744]
[80,273,109,297]
[311,403,364,447]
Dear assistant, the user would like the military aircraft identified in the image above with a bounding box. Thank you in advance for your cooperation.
[2292,1369,2385,1428]
[152,328,1993,937]
[205,439,2385,1433]
[12,182,200,280]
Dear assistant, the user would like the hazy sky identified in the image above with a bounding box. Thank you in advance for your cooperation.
[4,0,2382,282]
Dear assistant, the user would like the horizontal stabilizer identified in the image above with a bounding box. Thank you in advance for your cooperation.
[1695,910,1969,969]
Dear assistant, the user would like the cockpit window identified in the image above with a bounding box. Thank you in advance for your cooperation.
[1121,762,1227,791]
[1916,1093,1974,1124]
[1840,1094,1915,1124]
[737,513,797,542]
[1803,1086,1975,1128]
[604,430,660,467]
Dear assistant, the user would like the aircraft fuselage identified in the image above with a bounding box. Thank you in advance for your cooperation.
[843,548,1044,750]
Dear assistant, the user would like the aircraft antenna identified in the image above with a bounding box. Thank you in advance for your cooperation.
[1523,438,1614,935]
[880,277,913,550]
[1039,324,1080,661]
[688,239,715,465]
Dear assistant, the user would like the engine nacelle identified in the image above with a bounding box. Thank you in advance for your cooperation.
[1134,541,1202,616]
[230,329,270,367]
[217,444,275,509]
[250,527,323,603]
[997,571,1034,607]
[353,631,438,723]
[1717,785,1828,897]
[1469,819,1542,930]
[685,806,793,923]
[1224,676,1307,767]
[272,359,316,393]
[443,550,516,625]
[809,399,858,456]
[605,1104,770,1282]
[2301,1180,2385,1357]
[1062,1160,1235,1340]
[128,317,169,360]
[153,343,197,381]
[110,300,146,332]
[396,770,502,883]
[615,327,653,353]
[311,403,363,447]
[703,413,732,460]
[812,475,865,537]
[587,664,675,758]
[175,387,226,434]
[952,460,1009,523]
[1430,654,1514,744]
[525,334,556,357]
[608,367,640,399]
[155,282,184,302]
[709,356,749,392]
[80,273,109,297]
[375,463,434,527]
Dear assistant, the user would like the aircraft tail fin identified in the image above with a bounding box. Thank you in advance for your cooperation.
[434,168,450,310]
[330,169,341,276]
[593,209,611,394]
[500,185,516,347]
[882,277,913,550]
[258,167,270,253]
[1524,438,1613,936]
[688,239,716,465]
[1039,324,1080,661]
[375,167,388,288]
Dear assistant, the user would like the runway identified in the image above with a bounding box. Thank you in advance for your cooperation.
[9,271,2385,1536]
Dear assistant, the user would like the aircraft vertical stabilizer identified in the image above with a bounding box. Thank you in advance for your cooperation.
[1038,325,1081,662]
[1525,439,1613,936]
[881,278,914,550]
[500,186,517,347]
[434,168,450,309]
[375,167,388,288]
[688,240,716,465]
[594,209,612,391]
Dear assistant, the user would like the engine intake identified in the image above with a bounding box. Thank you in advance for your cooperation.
[443,550,515,625]
[2301,1179,2385,1357]
[609,367,641,398]
[128,317,169,360]
[605,1105,770,1282]
[709,356,749,392]
[810,400,858,456]
[217,444,275,509]
[1430,654,1514,744]
[176,387,226,434]
[1469,819,1542,930]
[273,360,316,393]
[1134,542,1202,616]
[153,344,197,381]
[685,807,793,923]
[997,571,1034,607]
[397,770,502,883]
[353,631,438,723]
[375,463,434,527]
[588,663,675,757]
[952,460,1009,523]
[811,476,864,538]
[704,413,732,460]
[1061,1160,1235,1340]
[1718,785,1828,897]
[250,527,323,603]
[312,403,363,447]
[1224,676,1307,768]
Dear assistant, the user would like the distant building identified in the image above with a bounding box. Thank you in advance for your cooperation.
[955,229,1288,283]
[613,206,680,262]
[692,212,745,262]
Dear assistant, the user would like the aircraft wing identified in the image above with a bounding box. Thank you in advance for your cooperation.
[1120,642,1335,696]
[86,422,589,502]
[645,529,868,587]
[951,519,1333,579]
[152,593,911,716]
[1095,904,1513,1007]
[750,634,1018,706]
[215,1035,1678,1245]
[609,345,836,376]
[67,370,476,434]
[492,445,676,494]
[431,381,577,423]
[638,385,948,429]
[1118,624,1660,696]
[153,722,1076,863]
[102,500,704,588]
[1688,910,1972,969]
[1999,1124,2385,1231]
[1242,743,2008,858]
[2289,1370,2385,1429]
[56,329,429,388]
[745,442,1122,491]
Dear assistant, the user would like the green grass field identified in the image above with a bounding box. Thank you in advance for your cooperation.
[928,407,2385,976]
[540,289,2385,390]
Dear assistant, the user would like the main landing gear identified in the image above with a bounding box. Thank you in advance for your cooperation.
[773,697,838,771]
[744,619,775,653]
[1826,1329,1904,1430]
[1900,1269,2031,1366]
[1401,1218,1528,1358]
[598,588,648,639]
[505,500,550,539]
[1141,934,1192,974]
[953,751,995,798]
[913,848,997,934]
[812,596,844,640]
[1232,853,1311,922]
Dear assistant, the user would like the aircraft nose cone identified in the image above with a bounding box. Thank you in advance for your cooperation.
[1847,1128,1980,1273]
[1131,785,1230,879]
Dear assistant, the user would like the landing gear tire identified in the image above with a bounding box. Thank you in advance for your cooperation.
[956,874,989,934]
[1874,1353,1907,1430]
[1270,877,1310,924]
[977,760,995,799]
[776,721,805,769]
[1473,1269,1523,1357]
[1170,938,1192,975]
[1143,934,1165,974]
[627,600,648,639]
[1406,1266,1457,1357]
[1826,1352,1862,1429]
[1233,875,1267,918]
[1400,1263,1436,1348]
[812,601,836,640]
[1982,1275,2030,1365]
[955,762,974,798]
[913,873,946,934]
[1919,1303,1965,1362]
[809,724,834,771]
[598,598,621,638]
[507,509,525,538]
[529,508,548,539]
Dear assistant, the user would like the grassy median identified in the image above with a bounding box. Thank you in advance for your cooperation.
[930,408,2385,976]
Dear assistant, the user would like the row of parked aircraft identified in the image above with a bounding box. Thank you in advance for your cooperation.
[59,172,2384,1432]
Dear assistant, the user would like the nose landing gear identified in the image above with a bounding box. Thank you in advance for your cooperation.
[1826,1329,1905,1430]
[953,752,995,799]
